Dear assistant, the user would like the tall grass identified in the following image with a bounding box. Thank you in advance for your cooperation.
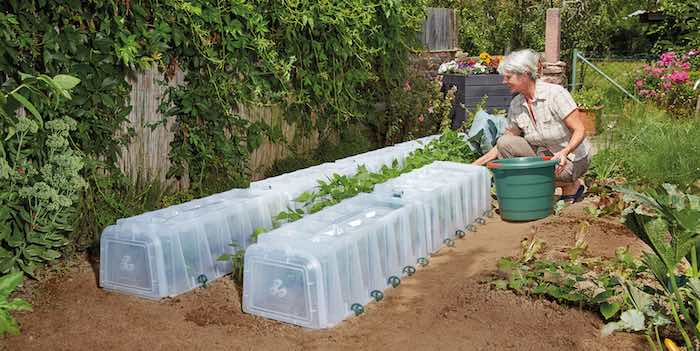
[596,102,700,189]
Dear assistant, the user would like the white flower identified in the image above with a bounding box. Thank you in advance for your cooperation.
[438,60,458,74]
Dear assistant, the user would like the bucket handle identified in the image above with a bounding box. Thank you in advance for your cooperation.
[487,156,554,169]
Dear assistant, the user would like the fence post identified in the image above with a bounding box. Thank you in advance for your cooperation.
[541,8,567,86]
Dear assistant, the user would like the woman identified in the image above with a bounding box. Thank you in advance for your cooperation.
[473,49,591,202]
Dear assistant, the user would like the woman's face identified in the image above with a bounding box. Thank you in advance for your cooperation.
[502,71,531,94]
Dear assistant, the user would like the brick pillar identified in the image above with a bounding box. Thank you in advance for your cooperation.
[540,8,567,86]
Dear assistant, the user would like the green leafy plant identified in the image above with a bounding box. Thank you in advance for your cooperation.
[274,130,478,224]
[368,72,456,146]
[217,243,245,284]
[573,88,605,110]
[0,272,31,336]
[618,184,700,350]
[0,73,85,275]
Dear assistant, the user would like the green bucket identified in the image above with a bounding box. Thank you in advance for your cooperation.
[487,156,558,221]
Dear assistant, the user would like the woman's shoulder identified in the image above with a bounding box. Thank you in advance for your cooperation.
[536,80,568,95]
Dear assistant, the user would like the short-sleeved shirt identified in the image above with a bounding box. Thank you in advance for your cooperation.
[506,80,591,161]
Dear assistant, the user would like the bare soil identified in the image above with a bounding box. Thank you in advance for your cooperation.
[2,201,649,351]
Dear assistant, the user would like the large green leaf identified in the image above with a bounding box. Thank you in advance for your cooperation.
[9,92,42,123]
[52,75,80,90]
[600,303,620,320]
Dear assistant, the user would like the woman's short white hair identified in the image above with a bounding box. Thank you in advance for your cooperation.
[498,49,540,80]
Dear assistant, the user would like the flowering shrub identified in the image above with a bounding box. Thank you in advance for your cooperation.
[438,52,502,75]
[634,49,699,117]
[0,73,85,275]
[370,72,456,145]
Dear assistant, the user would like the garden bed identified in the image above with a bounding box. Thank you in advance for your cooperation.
[4,201,647,351]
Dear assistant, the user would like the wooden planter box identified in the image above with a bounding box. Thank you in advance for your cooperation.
[441,74,513,129]
[579,105,603,136]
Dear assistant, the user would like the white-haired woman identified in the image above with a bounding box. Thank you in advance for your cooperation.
[473,49,591,203]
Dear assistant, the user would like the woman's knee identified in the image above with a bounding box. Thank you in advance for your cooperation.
[496,135,535,158]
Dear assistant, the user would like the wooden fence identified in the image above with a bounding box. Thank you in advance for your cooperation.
[118,8,457,188]
[117,68,319,188]
[421,8,459,52]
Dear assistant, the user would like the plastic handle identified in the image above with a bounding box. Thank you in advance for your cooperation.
[486,162,501,169]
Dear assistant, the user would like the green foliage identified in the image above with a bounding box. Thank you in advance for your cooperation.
[428,0,647,57]
[368,72,456,146]
[275,130,477,223]
[645,1,700,52]
[217,243,245,284]
[265,125,377,178]
[492,236,676,346]
[572,88,604,109]
[72,170,172,253]
[0,1,432,256]
[0,272,32,336]
[0,73,85,275]
[618,184,700,349]
[600,103,700,189]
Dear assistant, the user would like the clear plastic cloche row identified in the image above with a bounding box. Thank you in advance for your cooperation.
[243,161,490,328]
[99,134,492,329]
[99,135,441,299]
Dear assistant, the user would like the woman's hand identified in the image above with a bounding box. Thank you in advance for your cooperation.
[551,150,569,175]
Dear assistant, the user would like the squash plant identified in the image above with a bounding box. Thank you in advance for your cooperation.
[0,73,85,275]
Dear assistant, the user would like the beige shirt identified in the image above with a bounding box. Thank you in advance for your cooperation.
[506,80,591,161]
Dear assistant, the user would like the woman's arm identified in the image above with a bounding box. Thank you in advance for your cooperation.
[551,109,586,167]
[472,127,521,166]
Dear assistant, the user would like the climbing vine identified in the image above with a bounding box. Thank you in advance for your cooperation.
[0,1,429,259]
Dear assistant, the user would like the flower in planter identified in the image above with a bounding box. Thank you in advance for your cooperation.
[437,51,500,75]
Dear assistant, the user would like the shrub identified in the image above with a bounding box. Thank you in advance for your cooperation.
[368,72,455,146]
[634,50,700,117]
[0,73,85,275]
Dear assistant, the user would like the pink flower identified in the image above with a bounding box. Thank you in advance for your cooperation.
[427,106,434,113]
[669,70,689,83]
[688,49,699,57]
[635,79,644,88]
[403,80,412,92]
[662,81,672,90]
[659,52,676,66]
[418,115,425,123]
[651,67,664,77]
